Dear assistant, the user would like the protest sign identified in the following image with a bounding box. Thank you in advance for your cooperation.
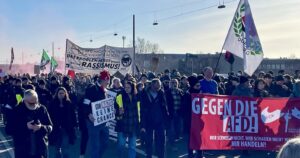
[190,94,300,151]
[65,39,133,75]
[91,97,115,126]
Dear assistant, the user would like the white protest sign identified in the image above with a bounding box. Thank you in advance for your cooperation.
[91,97,115,126]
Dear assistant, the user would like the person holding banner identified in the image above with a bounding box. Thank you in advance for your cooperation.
[140,79,169,158]
[182,76,203,158]
[83,70,110,158]
[115,81,140,158]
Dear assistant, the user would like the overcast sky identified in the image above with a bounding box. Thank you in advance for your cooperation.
[0,0,299,64]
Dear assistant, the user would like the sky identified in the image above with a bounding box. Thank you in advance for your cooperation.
[0,0,300,64]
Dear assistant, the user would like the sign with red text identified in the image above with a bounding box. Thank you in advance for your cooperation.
[190,94,300,151]
[91,97,115,126]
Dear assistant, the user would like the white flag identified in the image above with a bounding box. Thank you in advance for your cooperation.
[222,0,263,76]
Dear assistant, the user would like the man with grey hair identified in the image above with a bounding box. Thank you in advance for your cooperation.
[200,66,219,94]
[9,89,53,158]
[140,78,169,158]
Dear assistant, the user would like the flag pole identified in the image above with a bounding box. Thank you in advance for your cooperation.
[65,39,67,75]
[51,42,54,73]
[132,14,136,76]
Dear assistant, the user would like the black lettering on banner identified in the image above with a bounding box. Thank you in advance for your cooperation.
[82,62,87,67]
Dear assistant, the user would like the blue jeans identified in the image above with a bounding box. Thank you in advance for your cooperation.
[117,132,137,158]
[86,120,109,158]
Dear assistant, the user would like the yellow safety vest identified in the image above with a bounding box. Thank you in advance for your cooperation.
[116,94,141,123]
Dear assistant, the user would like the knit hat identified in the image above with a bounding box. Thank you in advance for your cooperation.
[188,76,198,88]
[239,76,249,84]
[100,70,110,81]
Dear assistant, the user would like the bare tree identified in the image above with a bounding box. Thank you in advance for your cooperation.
[129,37,163,54]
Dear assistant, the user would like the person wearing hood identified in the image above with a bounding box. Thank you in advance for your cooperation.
[48,76,60,97]
[232,76,253,97]
[62,76,77,105]
[182,76,203,158]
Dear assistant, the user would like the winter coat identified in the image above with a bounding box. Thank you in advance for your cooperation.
[10,102,53,158]
[48,99,77,146]
[115,91,140,136]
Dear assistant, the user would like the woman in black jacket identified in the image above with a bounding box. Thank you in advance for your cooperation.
[253,79,270,98]
[115,81,140,158]
[48,87,77,158]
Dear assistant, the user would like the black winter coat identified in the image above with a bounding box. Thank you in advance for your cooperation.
[115,91,140,136]
[48,99,77,146]
[10,102,52,158]
[140,88,169,129]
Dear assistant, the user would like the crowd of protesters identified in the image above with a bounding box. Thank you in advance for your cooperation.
[0,67,300,158]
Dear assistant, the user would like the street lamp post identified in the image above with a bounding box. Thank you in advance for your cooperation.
[122,36,126,48]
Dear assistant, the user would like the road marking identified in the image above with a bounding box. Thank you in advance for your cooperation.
[109,137,158,158]
[0,131,14,158]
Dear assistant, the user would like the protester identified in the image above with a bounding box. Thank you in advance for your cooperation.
[277,137,300,158]
[111,77,124,94]
[200,67,218,94]
[225,76,239,95]
[115,81,140,158]
[36,79,52,108]
[182,76,203,158]
[83,70,110,158]
[48,87,77,158]
[232,76,253,97]
[10,89,53,158]
[165,78,184,149]
[290,80,300,97]
[270,75,291,97]
[253,79,269,97]
[140,79,169,158]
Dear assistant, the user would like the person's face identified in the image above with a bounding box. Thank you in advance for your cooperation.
[264,78,272,84]
[23,79,29,85]
[276,80,284,86]
[82,77,87,83]
[204,69,213,79]
[244,81,251,88]
[181,78,188,85]
[101,80,109,88]
[193,83,201,90]
[113,80,121,88]
[138,84,144,92]
[58,90,66,100]
[16,81,22,87]
[153,81,161,91]
[39,84,46,89]
[284,77,289,83]
[141,77,147,83]
[125,83,132,94]
[163,80,170,87]
[232,80,239,86]
[65,80,71,85]
[51,80,57,84]
[170,80,178,89]
[32,78,37,83]
[258,81,265,90]
[25,96,38,108]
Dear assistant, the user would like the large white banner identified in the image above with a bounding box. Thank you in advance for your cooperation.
[65,39,133,75]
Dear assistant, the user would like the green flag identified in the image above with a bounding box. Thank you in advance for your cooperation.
[40,49,50,70]
[50,57,58,72]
